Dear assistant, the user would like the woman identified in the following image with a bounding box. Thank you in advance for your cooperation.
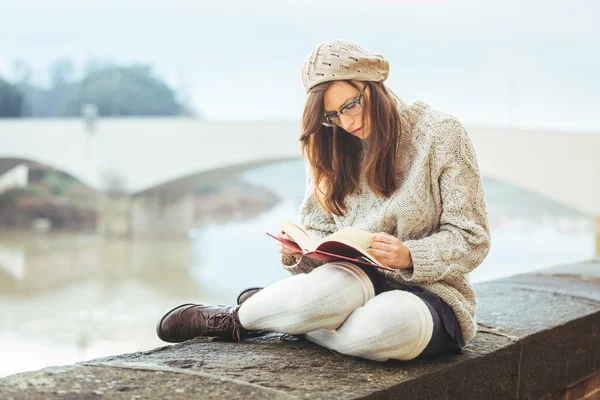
[156,39,491,362]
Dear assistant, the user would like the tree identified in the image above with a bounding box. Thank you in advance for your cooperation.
[49,58,75,89]
[60,65,185,116]
[37,58,77,117]
[11,59,33,116]
[10,58,74,117]
[0,77,23,117]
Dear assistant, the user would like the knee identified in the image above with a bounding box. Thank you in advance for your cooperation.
[309,262,375,303]
[311,262,374,289]
[361,291,420,316]
[365,291,434,334]
[334,291,435,361]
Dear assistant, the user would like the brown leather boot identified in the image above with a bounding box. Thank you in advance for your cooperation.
[236,287,263,305]
[156,303,247,343]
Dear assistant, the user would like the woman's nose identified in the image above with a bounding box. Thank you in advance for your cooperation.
[339,114,355,132]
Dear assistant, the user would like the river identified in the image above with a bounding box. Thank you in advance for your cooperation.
[0,160,595,377]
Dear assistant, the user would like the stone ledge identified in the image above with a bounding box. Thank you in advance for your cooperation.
[1,260,598,400]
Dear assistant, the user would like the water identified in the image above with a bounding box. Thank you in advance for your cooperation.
[0,160,595,378]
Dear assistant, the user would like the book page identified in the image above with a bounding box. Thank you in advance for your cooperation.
[316,237,389,269]
[274,222,391,270]
[316,226,373,250]
[314,242,392,270]
[277,221,316,252]
[315,227,391,269]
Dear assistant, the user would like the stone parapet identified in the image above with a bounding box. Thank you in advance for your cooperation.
[1,260,598,399]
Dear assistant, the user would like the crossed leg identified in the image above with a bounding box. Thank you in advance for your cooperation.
[238,261,375,334]
[237,261,434,361]
[305,290,434,361]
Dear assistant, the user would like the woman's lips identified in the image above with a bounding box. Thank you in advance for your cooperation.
[351,127,363,134]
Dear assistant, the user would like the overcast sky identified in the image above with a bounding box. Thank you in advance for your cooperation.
[1,0,598,131]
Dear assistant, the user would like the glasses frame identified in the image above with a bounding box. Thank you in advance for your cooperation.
[322,81,368,128]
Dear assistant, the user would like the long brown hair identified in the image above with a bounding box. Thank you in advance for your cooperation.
[299,80,405,216]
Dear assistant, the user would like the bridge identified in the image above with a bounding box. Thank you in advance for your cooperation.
[1,117,599,253]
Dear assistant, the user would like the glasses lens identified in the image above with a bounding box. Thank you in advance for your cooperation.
[341,100,362,117]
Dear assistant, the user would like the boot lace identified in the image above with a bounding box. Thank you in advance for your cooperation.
[205,306,245,343]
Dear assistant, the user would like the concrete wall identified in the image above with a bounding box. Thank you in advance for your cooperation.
[97,194,132,237]
[98,191,197,238]
[1,259,598,399]
[544,370,600,400]
[0,163,28,193]
[131,191,195,237]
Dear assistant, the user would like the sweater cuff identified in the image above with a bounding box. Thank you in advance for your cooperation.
[280,254,310,275]
[398,240,442,282]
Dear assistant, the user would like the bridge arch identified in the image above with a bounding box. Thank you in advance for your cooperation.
[134,156,303,196]
[0,157,96,191]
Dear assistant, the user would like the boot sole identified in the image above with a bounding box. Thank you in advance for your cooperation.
[156,303,197,343]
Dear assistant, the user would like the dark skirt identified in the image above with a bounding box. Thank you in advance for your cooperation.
[357,264,465,358]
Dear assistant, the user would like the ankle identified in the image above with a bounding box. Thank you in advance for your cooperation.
[230,305,248,342]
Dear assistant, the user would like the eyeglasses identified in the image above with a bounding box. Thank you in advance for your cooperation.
[322,82,368,127]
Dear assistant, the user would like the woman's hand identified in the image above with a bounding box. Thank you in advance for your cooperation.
[276,225,310,257]
[368,232,413,270]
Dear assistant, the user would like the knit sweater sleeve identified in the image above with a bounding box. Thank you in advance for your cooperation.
[280,166,338,275]
[395,117,491,283]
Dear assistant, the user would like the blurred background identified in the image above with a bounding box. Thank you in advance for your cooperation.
[0,0,598,378]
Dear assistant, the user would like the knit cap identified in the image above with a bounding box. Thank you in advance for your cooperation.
[301,39,390,93]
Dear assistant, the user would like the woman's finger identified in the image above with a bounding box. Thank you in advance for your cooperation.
[368,248,390,262]
[370,241,394,252]
[280,248,301,256]
[369,247,391,256]
[277,243,291,253]
[372,233,396,244]
[278,231,293,240]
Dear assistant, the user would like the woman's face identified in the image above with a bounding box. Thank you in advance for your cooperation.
[323,80,371,139]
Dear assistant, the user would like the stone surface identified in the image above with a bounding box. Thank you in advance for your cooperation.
[0,261,598,399]
[474,264,600,399]
[475,277,599,338]
[527,258,600,280]
[0,332,519,400]
[82,332,519,400]
[0,364,292,400]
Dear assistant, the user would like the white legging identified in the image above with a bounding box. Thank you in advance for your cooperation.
[237,262,434,362]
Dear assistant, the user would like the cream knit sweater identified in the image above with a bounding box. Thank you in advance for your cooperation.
[281,100,491,344]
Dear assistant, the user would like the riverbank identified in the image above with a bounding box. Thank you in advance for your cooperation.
[0,173,280,231]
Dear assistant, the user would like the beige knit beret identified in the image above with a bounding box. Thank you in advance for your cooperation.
[301,39,390,93]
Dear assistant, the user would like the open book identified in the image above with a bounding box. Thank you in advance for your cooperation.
[267,221,393,271]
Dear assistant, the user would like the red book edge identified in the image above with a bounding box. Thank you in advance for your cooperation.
[266,232,392,270]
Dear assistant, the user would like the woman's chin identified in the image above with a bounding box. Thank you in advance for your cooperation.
[349,127,369,139]
[356,130,371,140]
